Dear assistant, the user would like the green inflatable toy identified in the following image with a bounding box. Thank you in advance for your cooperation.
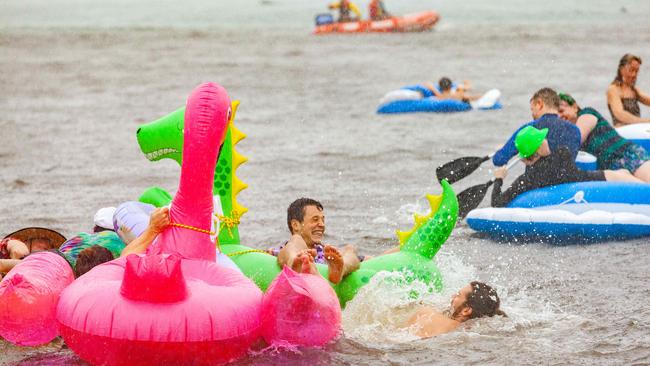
[137,101,248,245]
[137,102,459,306]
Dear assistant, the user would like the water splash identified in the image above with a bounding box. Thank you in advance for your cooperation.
[342,253,476,346]
[341,249,582,352]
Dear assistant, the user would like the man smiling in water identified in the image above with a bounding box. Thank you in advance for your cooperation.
[408,281,506,337]
[269,198,362,284]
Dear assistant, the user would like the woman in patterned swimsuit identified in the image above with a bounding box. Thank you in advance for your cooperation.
[607,54,650,127]
[559,92,650,182]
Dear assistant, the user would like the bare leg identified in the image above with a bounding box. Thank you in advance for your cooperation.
[297,251,318,275]
[633,161,650,183]
[324,245,345,283]
[277,234,317,272]
[604,169,644,183]
[340,245,361,277]
[380,246,400,255]
[362,245,401,261]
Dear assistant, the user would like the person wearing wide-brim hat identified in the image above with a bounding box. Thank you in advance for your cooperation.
[491,126,642,207]
[0,227,67,276]
[1,227,67,258]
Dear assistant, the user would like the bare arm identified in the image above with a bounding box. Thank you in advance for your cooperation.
[636,86,650,106]
[459,91,481,101]
[424,82,442,98]
[457,80,472,92]
[607,85,650,125]
[120,207,170,257]
[0,259,21,274]
[575,114,598,144]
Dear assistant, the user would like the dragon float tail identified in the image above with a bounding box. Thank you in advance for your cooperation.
[396,180,458,259]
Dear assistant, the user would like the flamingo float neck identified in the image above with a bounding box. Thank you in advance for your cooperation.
[152,83,231,261]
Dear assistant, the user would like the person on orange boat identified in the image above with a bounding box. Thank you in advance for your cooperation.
[408,281,506,338]
[425,77,480,103]
[328,0,361,22]
[558,92,650,182]
[607,53,650,127]
[369,0,391,20]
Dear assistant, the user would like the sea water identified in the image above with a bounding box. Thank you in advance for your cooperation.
[1,0,649,364]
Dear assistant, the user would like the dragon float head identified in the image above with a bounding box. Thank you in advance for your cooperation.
[136,100,248,245]
[137,108,185,165]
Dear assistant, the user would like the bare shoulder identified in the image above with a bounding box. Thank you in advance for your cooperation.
[577,113,597,126]
[606,83,620,97]
[408,307,460,338]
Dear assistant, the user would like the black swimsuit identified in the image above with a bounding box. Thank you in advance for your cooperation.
[609,87,641,125]
[491,147,606,207]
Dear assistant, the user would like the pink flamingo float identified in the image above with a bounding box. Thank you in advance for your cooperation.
[56,83,263,365]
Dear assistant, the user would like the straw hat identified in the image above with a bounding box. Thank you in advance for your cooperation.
[3,227,67,250]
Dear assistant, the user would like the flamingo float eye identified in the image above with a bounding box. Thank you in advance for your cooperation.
[226,107,232,122]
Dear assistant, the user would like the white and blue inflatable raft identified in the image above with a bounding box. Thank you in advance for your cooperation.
[466,181,650,243]
[377,85,502,114]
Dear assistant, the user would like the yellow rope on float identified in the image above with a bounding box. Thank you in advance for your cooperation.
[170,222,215,235]
[215,209,242,238]
[225,249,271,257]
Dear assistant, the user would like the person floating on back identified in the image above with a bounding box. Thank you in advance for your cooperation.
[424,77,480,103]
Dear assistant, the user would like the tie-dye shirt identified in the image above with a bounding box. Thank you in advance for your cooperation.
[58,231,125,267]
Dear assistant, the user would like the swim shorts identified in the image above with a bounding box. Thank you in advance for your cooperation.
[609,144,650,173]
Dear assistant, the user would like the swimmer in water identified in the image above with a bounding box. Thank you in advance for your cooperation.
[408,281,506,338]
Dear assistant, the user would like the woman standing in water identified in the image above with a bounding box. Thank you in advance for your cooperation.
[607,54,650,126]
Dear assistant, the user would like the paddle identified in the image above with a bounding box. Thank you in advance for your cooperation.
[436,154,492,184]
[457,158,520,219]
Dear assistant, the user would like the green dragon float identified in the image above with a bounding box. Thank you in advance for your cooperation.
[136,102,459,306]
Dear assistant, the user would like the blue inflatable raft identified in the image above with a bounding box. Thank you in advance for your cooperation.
[466,181,650,243]
[617,123,650,152]
[377,85,502,114]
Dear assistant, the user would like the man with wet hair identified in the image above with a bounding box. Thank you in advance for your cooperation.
[492,87,582,167]
[269,198,363,284]
[408,281,506,338]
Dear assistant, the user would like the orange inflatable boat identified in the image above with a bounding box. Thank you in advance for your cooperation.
[314,11,440,34]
